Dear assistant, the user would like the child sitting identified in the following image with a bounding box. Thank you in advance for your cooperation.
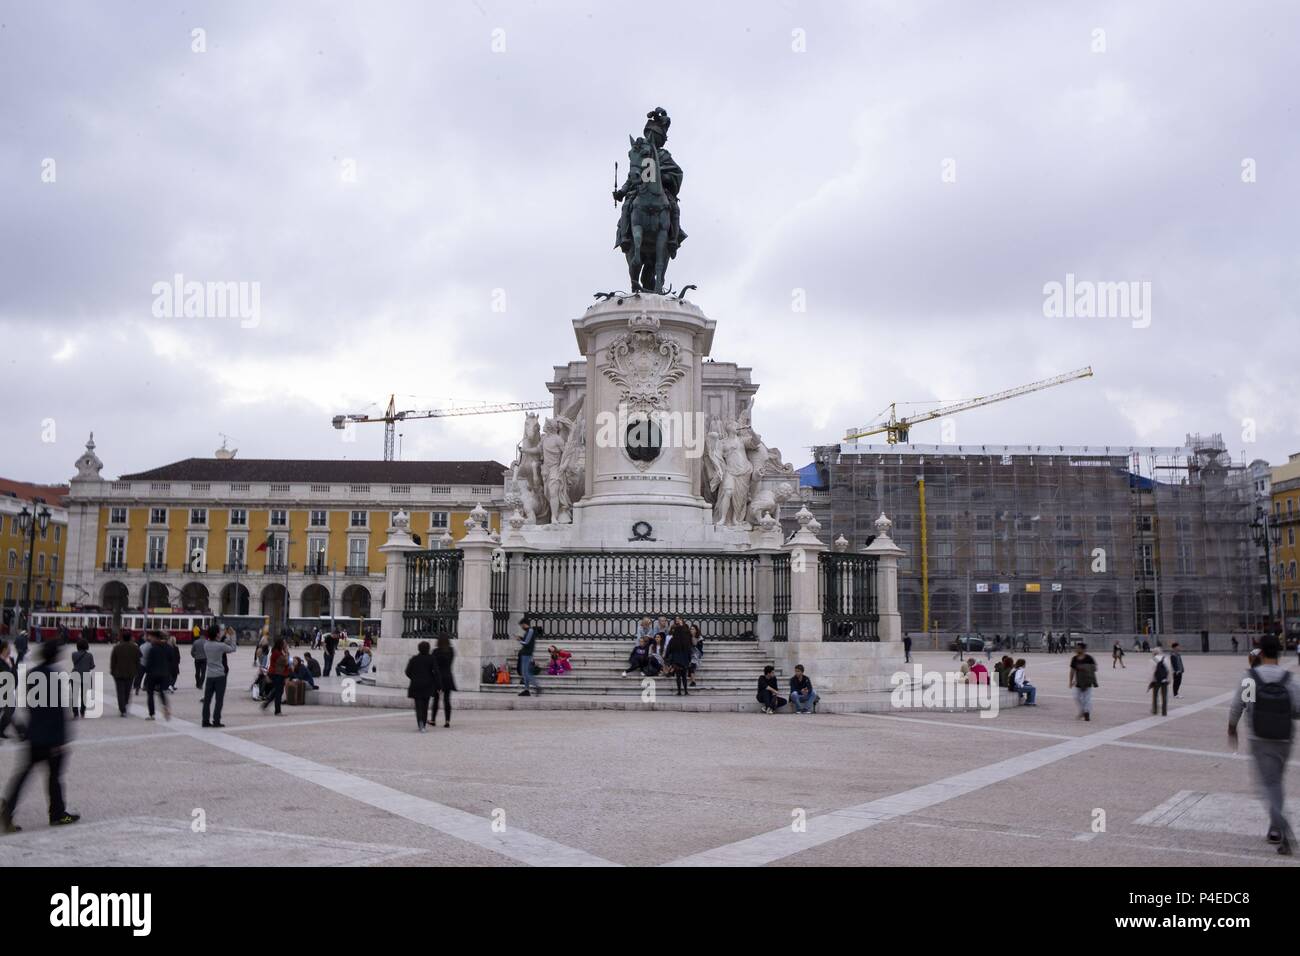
[547,645,573,675]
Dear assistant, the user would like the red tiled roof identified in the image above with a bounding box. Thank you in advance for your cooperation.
[0,477,70,507]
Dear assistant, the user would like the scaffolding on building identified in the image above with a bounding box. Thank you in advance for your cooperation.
[801,439,1258,640]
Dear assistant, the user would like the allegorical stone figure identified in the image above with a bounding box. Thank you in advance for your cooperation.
[613,107,686,294]
[704,419,757,527]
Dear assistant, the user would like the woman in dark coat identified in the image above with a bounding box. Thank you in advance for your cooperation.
[667,616,693,697]
[431,633,456,728]
[405,641,438,732]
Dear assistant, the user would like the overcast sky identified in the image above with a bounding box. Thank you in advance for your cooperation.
[2,0,1296,484]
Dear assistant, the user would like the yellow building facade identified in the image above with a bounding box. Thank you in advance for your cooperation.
[0,480,70,623]
[63,436,504,631]
[1271,452,1300,635]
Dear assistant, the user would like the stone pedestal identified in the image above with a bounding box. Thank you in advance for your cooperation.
[865,515,906,645]
[373,513,424,689]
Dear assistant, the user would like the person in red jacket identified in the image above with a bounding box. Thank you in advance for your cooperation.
[262,638,290,716]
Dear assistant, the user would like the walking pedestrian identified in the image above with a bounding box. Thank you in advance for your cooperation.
[200,624,237,728]
[191,629,207,688]
[404,641,437,732]
[13,630,28,666]
[166,635,180,692]
[143,631,172,721]
[0,639,80,833]
[1228,634,1300,855]
[903,631,912,664]
[1148,649,1170,716]
[516,617,541,697]
[0,640,19,740]
[1169,641,1185,698]
[261,637,290,715]
[1068,642,1098,721]
[1112,641,1126,669]
[109,630,138,717]
[431,632,456,728]
[69,639,95,719]
[323,629,338,677]
[131,633,147,695]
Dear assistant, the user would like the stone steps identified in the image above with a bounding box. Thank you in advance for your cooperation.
[482,640,780,695]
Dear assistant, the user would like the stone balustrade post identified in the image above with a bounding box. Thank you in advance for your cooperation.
[865,512,906,643]
[783,506,828,644]
[374,511,425,689]
[454,504,497,691]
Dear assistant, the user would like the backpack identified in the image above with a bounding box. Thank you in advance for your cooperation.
[1250,669,1293,741]
[481,662,498,684]
[1153,659,1168,683]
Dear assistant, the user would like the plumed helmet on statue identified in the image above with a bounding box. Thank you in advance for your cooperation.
[643,107,670,146]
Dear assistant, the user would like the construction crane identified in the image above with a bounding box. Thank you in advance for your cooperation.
[840,366,1094,638]
[843,367,1094,445]
[332,395,552,461]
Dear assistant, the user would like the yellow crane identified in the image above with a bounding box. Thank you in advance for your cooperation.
[841,367,1095,636]
[332,394,552,461]
[843,367,1094,445]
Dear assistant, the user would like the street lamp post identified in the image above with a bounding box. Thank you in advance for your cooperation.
[17,504,51,632]
[1251,509,1282,637]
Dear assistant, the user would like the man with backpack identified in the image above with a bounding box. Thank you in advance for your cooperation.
[1228,634,1300,855]
[1149,650,1170,716]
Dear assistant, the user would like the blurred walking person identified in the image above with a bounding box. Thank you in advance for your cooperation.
[432,632,456,728]
[143,630,172,721]
[69,639,95,719]
[131,633,147,695]
[1148,649,1170,716]
[405,641,436,732]
[1068,642,1098,722]
[0,640,19,740]
[261,637,290,715]
[1228,634,1300,855]
[109,630,138,717]
[0,639,80,833]
[323,629,339,677]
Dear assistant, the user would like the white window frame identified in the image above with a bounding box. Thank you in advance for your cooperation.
[147,534,167,570]
[149,507,168,526]
[227,535,247,569]
[269,509,288,528]
[309,510,328,528]
[430,511,449,530]
[229,508,248,527]
[307,537,328,573]
[350,510,368,529]
[347,537,368,572]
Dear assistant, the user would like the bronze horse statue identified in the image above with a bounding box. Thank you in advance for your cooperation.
[614,134,684,294]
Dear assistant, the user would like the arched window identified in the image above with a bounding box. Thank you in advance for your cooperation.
[6,550,15,571]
